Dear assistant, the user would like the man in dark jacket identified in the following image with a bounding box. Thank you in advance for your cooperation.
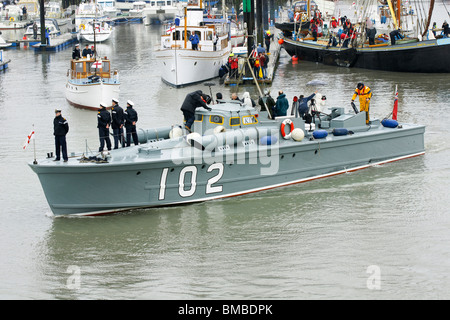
[82,44,92,58]
[111,98,124,149]
[53,109,69,162]
[258,89,276,116]
[72,43,81,59]
[124,100,139,146]
[298,91,317,118]
[97,102,112,152]
[180,90,212,132]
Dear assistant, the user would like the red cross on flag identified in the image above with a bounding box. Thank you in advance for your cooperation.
[166,25,175,34]
[92,60,102,69]
[23,130,35,150]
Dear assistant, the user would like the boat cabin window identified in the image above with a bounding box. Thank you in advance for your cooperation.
[167,0,172,5]
[230,117,240,126]
[102,61,110,73]
[210,115,224,125]
[75,62,84,73]
[157,1,165,6]
[193,30,201,40]
[151,1,155,6]
[173,30,181,41]
[242,115,258,125]
[206,31,213,40]
[195,114,203,122]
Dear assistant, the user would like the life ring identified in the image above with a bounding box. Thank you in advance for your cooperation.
[79,24,85,30]
[280,119,295,139]
[9,17,14,22]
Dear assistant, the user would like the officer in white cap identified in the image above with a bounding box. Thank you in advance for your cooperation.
[124,100,139,146]
[72,43,81,59]
[97,102,112,152]
[111,98,124,149]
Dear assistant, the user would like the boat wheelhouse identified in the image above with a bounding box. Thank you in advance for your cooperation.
[65,56,120,110]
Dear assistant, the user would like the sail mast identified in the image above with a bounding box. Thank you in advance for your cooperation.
[387,0,398,29]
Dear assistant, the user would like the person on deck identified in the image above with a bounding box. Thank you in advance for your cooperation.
[228,53,239,79]
[82,44,92,57]
[72,43,81,59]
[111,98,125,149]
[389,29,404,45]
[258,89,276,115]
[180,90,212,133]
[296,91,318,118]
[124,100,139,146]
[311,21,318,41]
[273,91,289,118]
[351,82,372,124]
[53,109,69,162]
[189,32,199,50]
[97,102,112,152]
[443,21,450,37]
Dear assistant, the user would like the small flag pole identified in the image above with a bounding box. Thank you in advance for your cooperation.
[33,124,37,164]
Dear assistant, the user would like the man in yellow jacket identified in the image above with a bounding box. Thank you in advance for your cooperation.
[351,82,372,124]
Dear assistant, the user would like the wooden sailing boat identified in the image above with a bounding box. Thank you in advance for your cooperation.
[281,0,450,73]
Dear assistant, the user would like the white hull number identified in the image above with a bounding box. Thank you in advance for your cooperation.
[159,163,224,200]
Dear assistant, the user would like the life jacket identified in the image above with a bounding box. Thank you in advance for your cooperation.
[331,19,337,28]
[353,86,372,100]
[254,58,260,68]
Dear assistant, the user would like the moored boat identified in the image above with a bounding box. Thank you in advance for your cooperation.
[75,1,108,32]
[65,56,120,110]
[0,4,28,30]
[153,3,231,87]
[79,20,114,42]
[281,0,450,73]
[127,1,147,23]
[29,92,425,216]
[0,32,12,47]
[143,0,186,25]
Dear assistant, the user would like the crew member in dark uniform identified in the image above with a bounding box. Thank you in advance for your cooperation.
[82,44,92,58]
[180,90,212,132]
[124,100,139,147]
[97,102,112,152]
[53,109,69,162]
[72,43,81,59]
[111,98,124,149]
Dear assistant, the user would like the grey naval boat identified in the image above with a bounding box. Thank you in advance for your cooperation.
[29,100,425,217]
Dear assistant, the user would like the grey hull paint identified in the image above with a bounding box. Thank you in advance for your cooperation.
[30,120,425,216]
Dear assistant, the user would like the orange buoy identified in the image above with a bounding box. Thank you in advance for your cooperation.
[278,38,284,45]
[23,35,27,40]
[292,55,298,61]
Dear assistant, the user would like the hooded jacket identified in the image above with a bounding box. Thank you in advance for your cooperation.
[274,93,289,117]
